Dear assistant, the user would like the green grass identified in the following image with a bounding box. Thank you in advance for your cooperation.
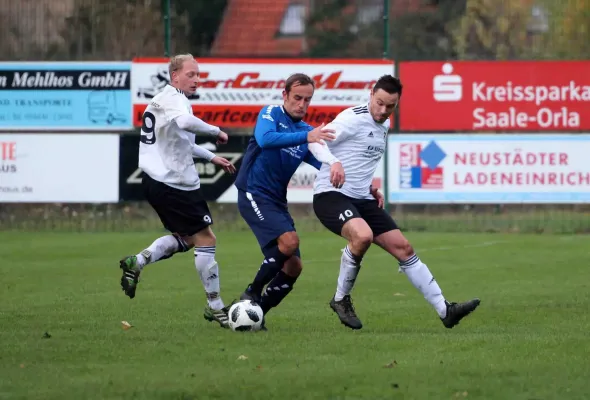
[1,231,589,399]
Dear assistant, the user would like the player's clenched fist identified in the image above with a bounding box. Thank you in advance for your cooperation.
[330,162,345,188]
[216,131,229,145]
[307,123,336,145]
[211,156,236,174]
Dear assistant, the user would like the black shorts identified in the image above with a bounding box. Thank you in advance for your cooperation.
[142,174,213,237]
[313,191,398,237]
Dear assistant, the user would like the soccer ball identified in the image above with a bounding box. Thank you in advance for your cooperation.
[228,300,264,332]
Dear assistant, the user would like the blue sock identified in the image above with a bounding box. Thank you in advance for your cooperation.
[248,246,289,296]
[259,271,298,314]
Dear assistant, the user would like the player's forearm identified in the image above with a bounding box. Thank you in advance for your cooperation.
[191,143,216,161]
[175,114,220,136]
[255,130,308,149]
[308,142,340,165]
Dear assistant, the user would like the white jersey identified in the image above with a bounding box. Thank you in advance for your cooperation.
[313,104,389,199]
[138,84,200,191]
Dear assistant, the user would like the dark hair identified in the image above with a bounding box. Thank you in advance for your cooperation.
[285,73,315,93]
[373,75,403,96]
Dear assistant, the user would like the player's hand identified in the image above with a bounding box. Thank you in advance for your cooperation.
[307,123,336,145]
[330,162,345,188]
[371,187,385,208]
[211,156,236,174]
[217,131,229,145]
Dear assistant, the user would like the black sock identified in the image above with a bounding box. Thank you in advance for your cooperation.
[259,271,298,314]
[248,246,290,296]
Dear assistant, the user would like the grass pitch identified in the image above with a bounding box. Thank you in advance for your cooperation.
[1,231,589,399]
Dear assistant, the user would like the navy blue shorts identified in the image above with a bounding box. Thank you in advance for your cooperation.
[237,190,301,257]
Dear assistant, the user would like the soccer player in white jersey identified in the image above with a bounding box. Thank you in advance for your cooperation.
[310,75,480,330]
[119,54,237,328]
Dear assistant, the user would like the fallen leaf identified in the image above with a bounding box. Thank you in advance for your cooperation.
[121,321,133,330]
[393,293,405,296]
[384,360,398,368]
[19,364,24,368]
[256,365,263,370]
[237,355,248,360]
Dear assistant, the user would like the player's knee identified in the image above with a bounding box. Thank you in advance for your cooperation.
[350,230,373,254]
[278,232,300,256]
[396,239,414,259]
[189,227,217,248]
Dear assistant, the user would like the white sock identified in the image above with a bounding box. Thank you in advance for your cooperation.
[194,246,224,310]
[334,246,362,301]
[399,254,447,318]
[135,235,185,269]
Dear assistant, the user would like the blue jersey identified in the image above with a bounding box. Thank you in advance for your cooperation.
[235,105,321,204]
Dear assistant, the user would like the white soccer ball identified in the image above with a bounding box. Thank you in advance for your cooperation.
[228,300,264,332]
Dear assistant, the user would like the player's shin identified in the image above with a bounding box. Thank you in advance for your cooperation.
[248,246,290,297]
[194,246,224,310]
[259,258,301,314]
[136,235,188,269]
[335,245,363,301]
[398,254,447,318]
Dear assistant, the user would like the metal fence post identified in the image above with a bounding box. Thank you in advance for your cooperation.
[383,0,391,213]
[164,0,171,57]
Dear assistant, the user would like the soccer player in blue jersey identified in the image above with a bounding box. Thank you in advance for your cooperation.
[234,73,344,327]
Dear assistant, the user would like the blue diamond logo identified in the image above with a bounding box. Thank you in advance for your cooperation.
[420,141,446,170]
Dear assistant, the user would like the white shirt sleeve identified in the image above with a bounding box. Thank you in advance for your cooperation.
[175,114,220,136]
[162,94,220,136]
[307,111,354,165]
[308,143,340,165]
[190,143,216,161]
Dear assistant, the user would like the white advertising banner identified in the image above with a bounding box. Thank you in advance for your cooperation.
[0,134,119,203]
[388,134,590,203]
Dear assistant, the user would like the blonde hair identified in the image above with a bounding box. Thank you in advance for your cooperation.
[168,53,195,79]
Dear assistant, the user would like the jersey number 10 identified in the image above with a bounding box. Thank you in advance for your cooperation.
[339,209,354,221]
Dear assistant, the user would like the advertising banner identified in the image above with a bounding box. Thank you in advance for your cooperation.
[0,62,132,130]
[131,58,394,128]
[0,134,119,202]
[388,134,590,203]
[119,134,249,201]
[399,61,590,131]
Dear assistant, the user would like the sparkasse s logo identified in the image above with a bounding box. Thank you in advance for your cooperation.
[433,63,462,102]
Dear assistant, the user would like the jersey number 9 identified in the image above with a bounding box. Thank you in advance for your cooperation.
[140,111,156,145]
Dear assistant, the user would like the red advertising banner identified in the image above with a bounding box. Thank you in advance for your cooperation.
[132,58,394,128]
[132,104,348,128]
[399,61,590,131]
